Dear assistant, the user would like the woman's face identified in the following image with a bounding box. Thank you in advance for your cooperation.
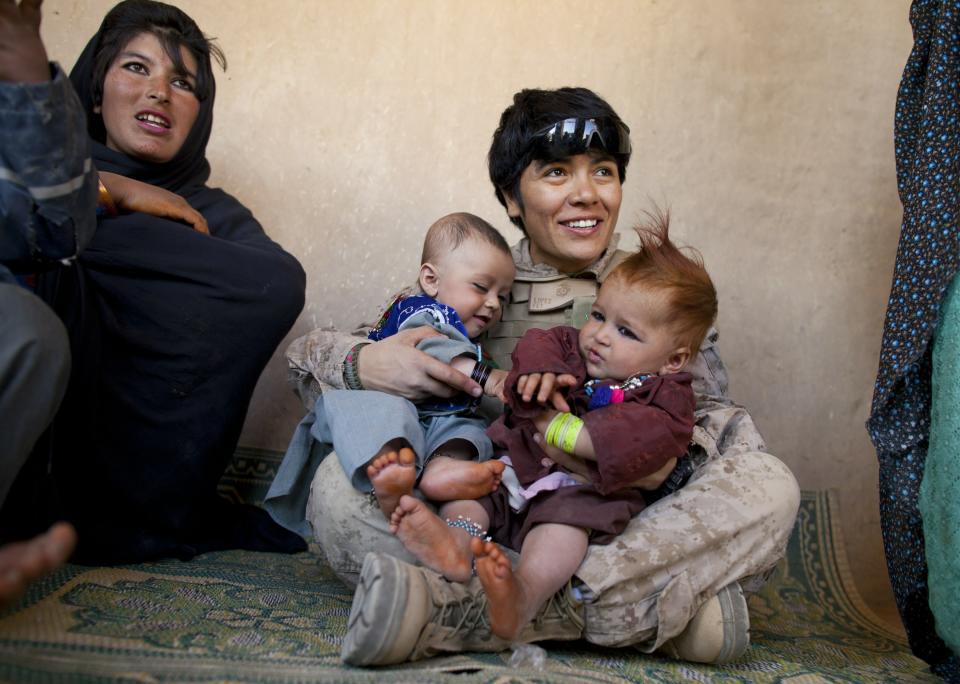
[505,152,622,274]
[98,32,200,163]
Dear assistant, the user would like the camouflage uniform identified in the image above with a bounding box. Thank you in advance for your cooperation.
[286,237,800,652]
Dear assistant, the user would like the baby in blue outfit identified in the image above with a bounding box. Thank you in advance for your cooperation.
[330,213,515,519]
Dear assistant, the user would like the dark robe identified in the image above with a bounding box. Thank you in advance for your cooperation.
[8,24,307,563]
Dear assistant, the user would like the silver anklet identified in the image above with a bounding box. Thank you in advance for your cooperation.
[445,515,486,539]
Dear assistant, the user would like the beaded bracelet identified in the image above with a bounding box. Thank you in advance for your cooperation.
[96,179,117,217]
[545,412,584,454]
[445,515,486,539]
[470,362,492,391]
[342,342,370,390]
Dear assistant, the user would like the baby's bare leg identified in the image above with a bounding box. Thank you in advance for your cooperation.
[420,439,505,501]
[366,440,417,519]
[390,496,487,583]
[473,523,588,640]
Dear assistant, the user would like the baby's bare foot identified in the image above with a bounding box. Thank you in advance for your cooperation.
[420,458,506,501]
[367,447,416,518]
[472,537,526,640]
[391,495,473,582]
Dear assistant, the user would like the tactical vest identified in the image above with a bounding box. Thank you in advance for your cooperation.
[485,250,629,370]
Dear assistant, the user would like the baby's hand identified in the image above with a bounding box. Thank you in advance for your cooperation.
[486,368,509,402]
[516,372,577,411]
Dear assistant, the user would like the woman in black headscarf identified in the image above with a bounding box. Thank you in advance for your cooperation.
[29,0,306,563]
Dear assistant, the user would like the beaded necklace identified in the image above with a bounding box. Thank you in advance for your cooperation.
[584,373,654,410]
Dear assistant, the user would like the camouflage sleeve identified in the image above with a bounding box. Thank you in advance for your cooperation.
[686,328,730,399]
[693,401,768,460]
[286,289,410,411]
[687,327,770,463]
[286,292,410,408]
[285,327,368,409]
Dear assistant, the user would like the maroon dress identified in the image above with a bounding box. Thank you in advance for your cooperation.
[482,326,695,548]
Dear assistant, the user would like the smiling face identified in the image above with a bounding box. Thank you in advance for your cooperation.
[578,277,691,381]
[504,152,622,274]
[419,238,516,339]
[98,32,200,163]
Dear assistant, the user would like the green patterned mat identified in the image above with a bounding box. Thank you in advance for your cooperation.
[0,448,937,683]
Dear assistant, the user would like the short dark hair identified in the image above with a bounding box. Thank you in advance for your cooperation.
[421,212,512,265]
[90,0,225,107]
[487,87,632,234]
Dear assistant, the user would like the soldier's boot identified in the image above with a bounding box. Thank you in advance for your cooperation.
[658,581,750,664]
[341,552,585,666]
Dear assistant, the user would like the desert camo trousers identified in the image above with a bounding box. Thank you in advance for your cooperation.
[307,441,799,651]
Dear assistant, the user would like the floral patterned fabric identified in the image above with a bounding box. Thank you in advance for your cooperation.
[867,1,960,679]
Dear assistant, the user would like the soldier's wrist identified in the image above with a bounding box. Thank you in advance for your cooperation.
[343,342,369,390]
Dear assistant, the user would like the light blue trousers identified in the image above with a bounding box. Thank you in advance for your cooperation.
[264,389,491,537]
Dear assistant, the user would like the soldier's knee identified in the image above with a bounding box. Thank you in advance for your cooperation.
[739,450,800,530]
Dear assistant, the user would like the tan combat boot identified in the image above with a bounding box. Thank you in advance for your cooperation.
[341,552,585,666]
[658,581,750,664]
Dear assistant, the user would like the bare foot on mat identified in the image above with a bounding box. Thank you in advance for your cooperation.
[0,522,77,609]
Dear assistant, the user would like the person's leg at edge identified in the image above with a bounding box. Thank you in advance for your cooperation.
[474,523,588,640]
[0,284,78,607]
[0,284,70,506]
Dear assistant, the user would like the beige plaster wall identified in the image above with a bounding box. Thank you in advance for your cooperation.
[43,0,912,622]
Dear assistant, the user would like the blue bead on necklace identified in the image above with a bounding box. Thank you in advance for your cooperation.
[585,374,653,410]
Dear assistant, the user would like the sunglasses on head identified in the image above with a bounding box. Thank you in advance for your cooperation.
[530,117,632,158]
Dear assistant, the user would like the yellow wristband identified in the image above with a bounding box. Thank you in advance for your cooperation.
[545,413,584,454]
[545,412,569,447]
[560,416,583,453]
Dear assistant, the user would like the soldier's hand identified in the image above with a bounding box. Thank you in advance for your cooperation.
[358,329,481,401]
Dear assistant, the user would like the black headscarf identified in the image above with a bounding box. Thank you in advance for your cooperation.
[70,6,213,192]
[29,4,307,563]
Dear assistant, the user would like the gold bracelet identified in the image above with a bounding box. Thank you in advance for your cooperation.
[97,179,118,216]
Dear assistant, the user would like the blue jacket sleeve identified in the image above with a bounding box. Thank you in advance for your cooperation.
[0,63,97,280]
